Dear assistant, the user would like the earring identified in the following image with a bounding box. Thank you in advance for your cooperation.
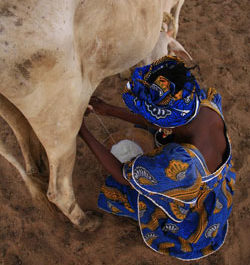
[159,128,172,138]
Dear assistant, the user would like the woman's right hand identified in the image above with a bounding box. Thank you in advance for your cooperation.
[88,96,111,115]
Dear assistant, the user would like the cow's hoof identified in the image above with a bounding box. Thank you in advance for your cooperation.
[76,211,103,232]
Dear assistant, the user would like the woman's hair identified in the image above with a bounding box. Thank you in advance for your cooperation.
[147,62,198,94]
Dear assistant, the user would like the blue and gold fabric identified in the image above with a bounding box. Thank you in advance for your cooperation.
[98,88,235,260]
[122,56,200,128]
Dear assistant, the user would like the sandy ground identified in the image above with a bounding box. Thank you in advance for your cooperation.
[0,0,250,264]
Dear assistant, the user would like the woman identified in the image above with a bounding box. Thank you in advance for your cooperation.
[79,56,235,260]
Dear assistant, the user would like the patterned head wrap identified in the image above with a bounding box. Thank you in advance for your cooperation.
[122,56,201,128]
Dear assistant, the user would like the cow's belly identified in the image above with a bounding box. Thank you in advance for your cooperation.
[1,0,163,112]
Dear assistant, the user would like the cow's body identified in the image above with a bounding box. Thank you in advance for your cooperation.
[0,0,182,230]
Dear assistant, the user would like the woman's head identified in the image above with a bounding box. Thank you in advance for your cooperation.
[122,56,200,128]
[147,60,196,94]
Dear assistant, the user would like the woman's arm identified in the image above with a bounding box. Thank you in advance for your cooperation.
[105,104,155,127]
[89,97,158,129]
[79,120,130,186]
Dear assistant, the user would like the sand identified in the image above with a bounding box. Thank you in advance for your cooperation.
[0,0,249,264]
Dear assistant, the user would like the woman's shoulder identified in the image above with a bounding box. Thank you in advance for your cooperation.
[200,88,223,117]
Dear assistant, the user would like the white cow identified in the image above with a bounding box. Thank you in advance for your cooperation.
[0,0,186,231]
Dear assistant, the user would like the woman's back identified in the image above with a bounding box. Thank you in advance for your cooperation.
[173,106,227,173]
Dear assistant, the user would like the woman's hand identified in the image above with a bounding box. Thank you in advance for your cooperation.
[79,116,88,136]
[88,96,111,115]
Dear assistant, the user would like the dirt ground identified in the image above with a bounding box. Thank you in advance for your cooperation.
[0,0,250,264]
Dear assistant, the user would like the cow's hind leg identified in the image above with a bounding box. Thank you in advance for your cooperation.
[46,140,102,232]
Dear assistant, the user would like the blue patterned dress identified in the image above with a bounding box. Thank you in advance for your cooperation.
[98,88,236,260]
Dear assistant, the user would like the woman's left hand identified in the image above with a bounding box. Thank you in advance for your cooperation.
[79,116,88,137]
[84,105,94,117]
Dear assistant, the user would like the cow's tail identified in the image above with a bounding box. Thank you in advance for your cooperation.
[0,137,36,196]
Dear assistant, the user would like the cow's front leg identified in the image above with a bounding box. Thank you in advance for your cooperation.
[46,139,101,232]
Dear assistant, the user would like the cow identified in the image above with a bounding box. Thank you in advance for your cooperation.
[0,0,188,232]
